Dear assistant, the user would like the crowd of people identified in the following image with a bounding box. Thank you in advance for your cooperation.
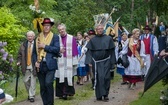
[15,17,168,105]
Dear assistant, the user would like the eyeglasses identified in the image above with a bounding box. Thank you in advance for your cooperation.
[43,24,51,27]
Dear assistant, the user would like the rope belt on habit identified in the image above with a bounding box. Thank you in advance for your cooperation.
[92,56,111,89]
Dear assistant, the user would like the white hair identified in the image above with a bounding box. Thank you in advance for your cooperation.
[57,23,66,30]
[26,31,35,36]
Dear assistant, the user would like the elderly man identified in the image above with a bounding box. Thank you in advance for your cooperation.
[17,31,37,102]
[35,18,60,105]
[85,24,116,102]
[55,23,78,100]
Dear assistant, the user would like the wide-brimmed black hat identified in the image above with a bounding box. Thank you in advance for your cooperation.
[41,18,54,26]
[143,25,152,30]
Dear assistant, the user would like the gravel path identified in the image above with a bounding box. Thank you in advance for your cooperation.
[11,80,144,105]
[79,81,144,105]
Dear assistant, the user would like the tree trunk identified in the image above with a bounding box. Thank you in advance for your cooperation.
[130,0,134,30]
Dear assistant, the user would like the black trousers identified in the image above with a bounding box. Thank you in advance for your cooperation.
[37,62,55,105]
[55,77,75,97]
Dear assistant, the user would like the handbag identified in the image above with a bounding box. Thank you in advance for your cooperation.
[121,54,129,68]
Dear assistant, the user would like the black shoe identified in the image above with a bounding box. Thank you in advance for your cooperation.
[96,97,102,101]
[62,95,67,100]
[128,82,131,89]
[121,82,128,85]
[28,96,30,100]
[104,96,109,102]
[133,83,136,87]
[76,82,80,85]
[59,96,63,99]
[30,98,35,102]
[91,86,95,90]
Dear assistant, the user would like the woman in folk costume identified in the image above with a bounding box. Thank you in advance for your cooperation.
[125,28,146,90]
[83,32,91,82]
[115,32,129,85]
[139,25,159,76]
[76,32,87,85]
[86,29,96,89]
[55,23,78,100]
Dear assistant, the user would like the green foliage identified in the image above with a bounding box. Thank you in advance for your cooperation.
[1,0,168,34]
[160,88,168,105]
[0,0,58,32]
[130,81,164,105]
[0,7,26,88]
[65,0,95,34]
[149,0,168,16]
[93,0,168,32]
[0,7,27,55]
[56,0,104,35]
[159,75,168,104]
[0,42,14,87]
[4,77,40,104]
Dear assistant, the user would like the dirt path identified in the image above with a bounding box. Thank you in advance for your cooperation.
[11,81,144,105]
[79,81,144,105]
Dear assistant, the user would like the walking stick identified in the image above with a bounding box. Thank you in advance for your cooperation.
[15,66,20,98]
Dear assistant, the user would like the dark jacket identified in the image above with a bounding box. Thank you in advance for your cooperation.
[40,34,60,71]
[17,40,37,76]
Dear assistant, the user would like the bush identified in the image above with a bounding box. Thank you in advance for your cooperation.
[0,41,14,87]
[0,7,27,55]
[0,7,27,87]
[160,75,168,105]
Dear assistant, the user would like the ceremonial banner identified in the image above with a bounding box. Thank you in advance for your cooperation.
[93,13,113,27]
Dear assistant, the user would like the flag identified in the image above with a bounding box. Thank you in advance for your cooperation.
[105,22,115,36]
[114,21,119,38]
[146,16,149,25]
[34,0,39,11]
[155,16,159,26]
[122,27,129,35]
[33,18,43,33]
[140,25,144,30]
[93,13,113,28]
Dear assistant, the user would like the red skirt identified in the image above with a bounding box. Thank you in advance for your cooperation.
[125,75,143,83]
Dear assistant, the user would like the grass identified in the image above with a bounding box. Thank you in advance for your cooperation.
[53,70,121,105]
[2,70,120,105]
[2,75,94,105]
[54,83,94,105]
[3,70,165,105]
[2,77,40,105]
[130,81,164,105]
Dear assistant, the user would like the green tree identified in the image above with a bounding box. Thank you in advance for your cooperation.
[55,0,104,35]
[66,0,98,34]
[0,7,27,55]
[0,7,26,86]
[0,0,58,32]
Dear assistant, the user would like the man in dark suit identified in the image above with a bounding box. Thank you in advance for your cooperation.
[35,18,60,105]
